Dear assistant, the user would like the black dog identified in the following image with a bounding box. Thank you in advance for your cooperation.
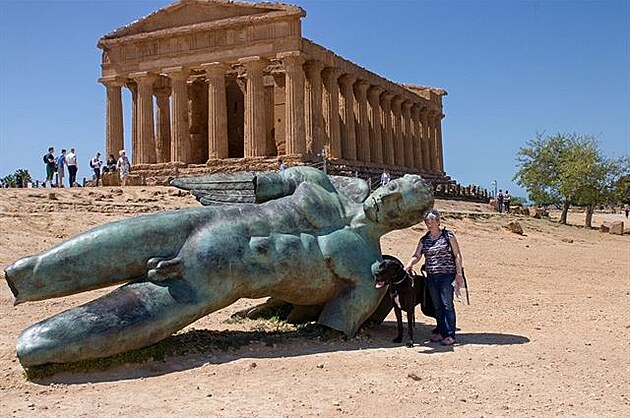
[374,256,415,347]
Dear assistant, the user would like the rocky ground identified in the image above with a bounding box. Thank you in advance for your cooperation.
[0,186,628,417]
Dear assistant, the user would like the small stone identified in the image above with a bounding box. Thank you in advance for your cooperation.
[407,373,422,381]
[505,220,523,235]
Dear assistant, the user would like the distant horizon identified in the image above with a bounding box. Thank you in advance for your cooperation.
[1,0,628,201]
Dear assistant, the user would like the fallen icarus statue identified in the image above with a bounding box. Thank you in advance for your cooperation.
[4,167,433,367]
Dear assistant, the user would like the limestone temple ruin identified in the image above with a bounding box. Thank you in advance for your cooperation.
[97,0,449,184]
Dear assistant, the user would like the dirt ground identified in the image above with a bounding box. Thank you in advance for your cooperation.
[0,186,628,417]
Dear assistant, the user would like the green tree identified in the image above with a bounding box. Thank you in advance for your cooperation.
[514,133,629,226]
[0,168,32,188]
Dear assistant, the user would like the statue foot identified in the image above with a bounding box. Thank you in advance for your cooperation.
[147,258,183,282]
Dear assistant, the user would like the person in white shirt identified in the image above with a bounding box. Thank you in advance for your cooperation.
[66,148,78,187]
[380,170,391,186]
[90,153,103,186]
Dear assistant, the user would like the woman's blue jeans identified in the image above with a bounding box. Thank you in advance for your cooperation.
[426,273,456,339]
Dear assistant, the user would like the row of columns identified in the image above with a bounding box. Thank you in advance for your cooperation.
[101,52,444,172]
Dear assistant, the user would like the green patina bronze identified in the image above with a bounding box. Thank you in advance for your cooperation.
[4,167,433,367]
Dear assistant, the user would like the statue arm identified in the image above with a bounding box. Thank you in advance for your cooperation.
[315,232,385,336]
[254,166,337,203]
[317,268,385,337]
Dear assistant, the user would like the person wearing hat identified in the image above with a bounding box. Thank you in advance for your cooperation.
[404,209,465,346]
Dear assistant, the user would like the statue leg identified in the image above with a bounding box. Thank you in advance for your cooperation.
[17,276,235,367]
[4,207,218,304]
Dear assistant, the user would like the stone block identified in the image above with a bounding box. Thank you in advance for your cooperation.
[528,207,542,218]
[608,221,624,235]
[505,220,523,235]
[102,172,120,187]
[127,175,144,186]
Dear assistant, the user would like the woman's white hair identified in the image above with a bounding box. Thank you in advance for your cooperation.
[424,209,441,221]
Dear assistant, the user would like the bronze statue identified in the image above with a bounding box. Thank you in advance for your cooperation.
[4,167,433,367]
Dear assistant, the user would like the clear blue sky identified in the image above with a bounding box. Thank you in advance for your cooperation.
[1,0,628,198]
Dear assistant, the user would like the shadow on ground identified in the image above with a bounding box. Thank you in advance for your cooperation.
[26,322,529,385]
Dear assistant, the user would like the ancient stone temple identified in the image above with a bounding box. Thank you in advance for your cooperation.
[97,0,448,183]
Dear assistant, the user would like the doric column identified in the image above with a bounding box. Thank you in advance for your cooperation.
[201,62,229,160]
[130,71,157,164]
[188,79,208,163]
[338,74,357,161]
[420,108,431,170]
[367,86,383,164]
[426,109,436,172]
[354,80,370,163]
[402,101,414,168]
[304,60,324,158]
[125,82,138,164]
[435,112,445,173]
[154,85,171,163]
[411,105,423,170]
[162,67,191,163]
[380,92,394,165]
[391,96,404,166]
[322,67,342,158]
[239,56,268,157]
[100,77,124,160]
[278,52,306,156]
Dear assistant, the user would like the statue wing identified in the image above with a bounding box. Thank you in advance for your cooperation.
[170,167,371,206]
[170,172,257,206]
[328,175,371,203]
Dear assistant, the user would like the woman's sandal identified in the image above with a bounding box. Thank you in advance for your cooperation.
[429,333,444,342]
[440,336,456,346]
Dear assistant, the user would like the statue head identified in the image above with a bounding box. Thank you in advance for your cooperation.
[363,174,434,229]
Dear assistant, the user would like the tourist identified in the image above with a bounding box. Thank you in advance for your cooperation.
[42,147,56,187]
[278,158,287,172]
[404,209,465,346]
[381,170,391,186]
[103,154,117,173]
[504,190,511,213]
[625,205,629,219]
[116,149,131,186]
[90,152,103,186]
[56,149,67,188]
[66,148,78,187]
[496,189,504,213]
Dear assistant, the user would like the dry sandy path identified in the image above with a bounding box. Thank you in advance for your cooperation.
[0,187,628,417]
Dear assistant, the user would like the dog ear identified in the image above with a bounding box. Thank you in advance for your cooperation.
[374,260,389,278]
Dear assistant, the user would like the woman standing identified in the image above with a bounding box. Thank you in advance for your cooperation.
[405,209,464,346]
[116,150,131,186]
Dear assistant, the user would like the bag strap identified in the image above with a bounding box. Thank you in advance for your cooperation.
[442,227,470,304]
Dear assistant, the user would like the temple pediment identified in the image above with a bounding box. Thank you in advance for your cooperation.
[102,0,304,40]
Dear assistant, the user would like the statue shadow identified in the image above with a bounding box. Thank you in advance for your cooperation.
[28,322,529,385]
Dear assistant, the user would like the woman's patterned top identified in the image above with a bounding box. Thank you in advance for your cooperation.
[421,230,456,275]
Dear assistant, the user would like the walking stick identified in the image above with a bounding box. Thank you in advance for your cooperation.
[462,268,471,305]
